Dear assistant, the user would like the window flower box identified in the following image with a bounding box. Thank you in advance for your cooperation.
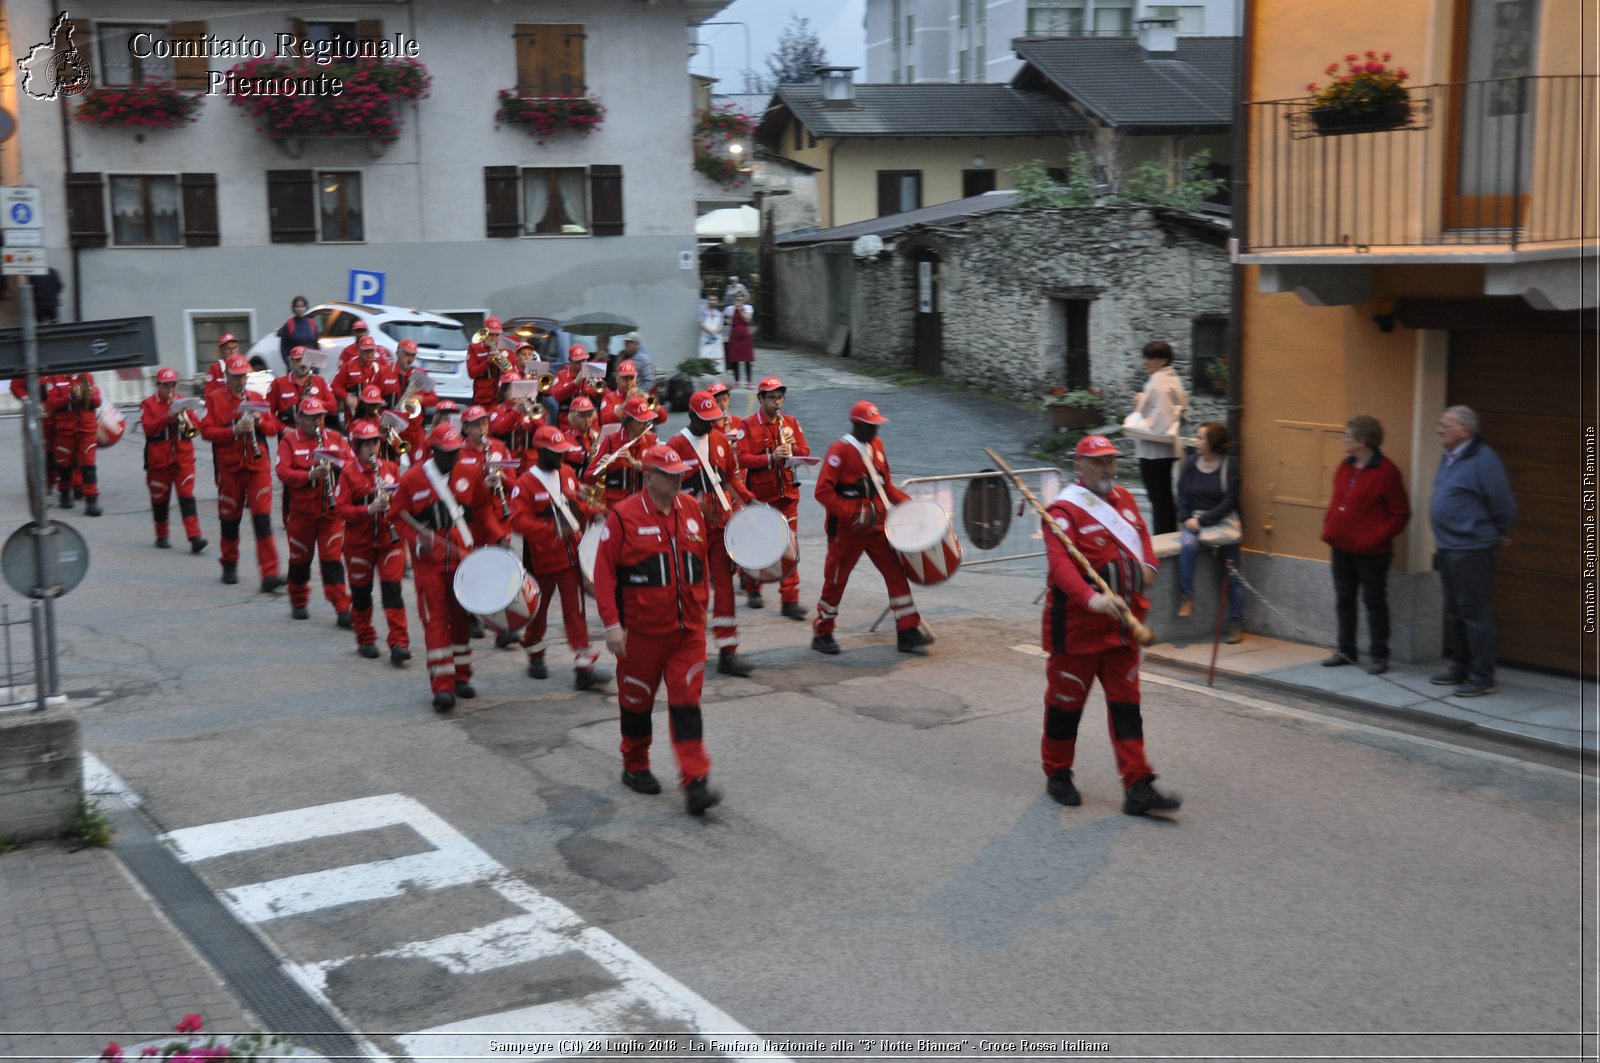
[72,81,200,130]
[694,105,754,188]
[495,91,606,143]
[224,57,430,156]
[1044,387,1106,430]
[1305,51,1412,135]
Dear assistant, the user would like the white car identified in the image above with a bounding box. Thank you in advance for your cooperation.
[244,302,474,401]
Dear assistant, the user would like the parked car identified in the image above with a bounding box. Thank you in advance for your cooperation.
[244,302,474,401]
[499,316,571,371]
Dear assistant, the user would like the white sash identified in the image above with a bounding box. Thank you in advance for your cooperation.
[1058,484,1142,562]
[532,465,580,535]
[846,434,893,510]
[422,459,474,550]
[680,427,731,512]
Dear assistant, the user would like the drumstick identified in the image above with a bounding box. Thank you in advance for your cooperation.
[984,447,1155,647]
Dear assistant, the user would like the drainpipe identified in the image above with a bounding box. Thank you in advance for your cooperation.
[51,0,81,321]
[1225,0,1253,449]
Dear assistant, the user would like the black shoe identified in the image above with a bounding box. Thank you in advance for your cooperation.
[685,777,722,815]
[468,618,486,639]
[432,691,456,713]
[781,601,809,621]
[1453,681,1497,698]
[747,592,765,609]
[390,645,411,667]
[621,769,662,795]
[336,610,353,630]
[495,630,520,649]
[717,651,754,677]
[74,486,83,500]
[358,643,380,659]
[527,657,548,680]
[260,575,287,594]
[897,627,934,653]
[454,681,476,699]
[1365,657,1389,676]
[1430,668,1468,686]
[1124,776,1182,816]
[291,606,310,620]
[155,538,171,550]
[190,537,208,554]
[1322,652,1355,667]
[575,667,608,691]
[1047,770,1081,807]
[58,492,73,510]
[84,499,102,517]
[812,634,841,655]
[221,564,239,585]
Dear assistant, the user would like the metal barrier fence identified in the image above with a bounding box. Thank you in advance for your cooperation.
[0,600,49,713]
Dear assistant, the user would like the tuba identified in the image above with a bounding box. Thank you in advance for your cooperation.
[472,328,514,374]
[398,369,433,418]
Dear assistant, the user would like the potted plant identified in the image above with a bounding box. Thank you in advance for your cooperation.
[495,91,606,143]
[1044,387,1106,430]
[694,105,754,188]
[665,357,720,412]
[1204,355,1229,396]
[72,81,201,129]
[1306,51,1411,134]
[223,57,431,154]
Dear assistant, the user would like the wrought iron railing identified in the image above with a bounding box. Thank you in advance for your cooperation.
[1245,75,1596,251]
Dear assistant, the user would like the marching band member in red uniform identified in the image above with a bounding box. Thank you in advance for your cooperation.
[200,354,285,590]
[811,401,934,656]
[271,347,334,430]
[594,444,721,815]
[599,361,639,426]
[275,397,353,626]
[551,345,602,428]
[465,316,506,407]
[581,395,664,509]
[140,367,207,552]
[509,426,606,689]
[564,396,602,472]
[390,424,507,712]
[48,372,103,515]
[737,376,809,618]
[336,319,371,369]
[1039,434,1180,816]
[333,335,398,417]
[203,333,240,396]
[667,390,755,677]
[15,375,63,493]
[460,405,492,475]
[337,420,411,666]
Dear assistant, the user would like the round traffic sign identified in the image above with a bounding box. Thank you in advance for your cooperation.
[9,202,32,225]
[1,520,90,598]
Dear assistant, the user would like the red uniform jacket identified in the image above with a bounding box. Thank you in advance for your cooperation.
[203,359,228,396]
[396,367,439,412]
[337,341,363,368]
[597,390,625,426]
[271,371,333,424]
[47,380,101,443]
[389,459,506,566]
[737,410,810,505]
[593,491,709,636]
[465,342,502,406]
[666,428,753,532]
[336,454,402,552]
[140,393,200,469]
[814,435,909,537]
[1321,451,1410,556]
[565,423,602,474]
[201,387,282,475]
[276,425,349,519]
[509,464,598,575]
[332,358,399,409]
[581,428,656,506]
[1042,483,1157,655]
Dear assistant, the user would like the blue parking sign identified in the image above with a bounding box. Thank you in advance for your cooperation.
[348,269,385,305]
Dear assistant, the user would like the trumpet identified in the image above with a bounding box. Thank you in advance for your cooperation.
[397,370,433,418]
[385,425,411,456]
[178,410,200,441]
[537,373,555,395]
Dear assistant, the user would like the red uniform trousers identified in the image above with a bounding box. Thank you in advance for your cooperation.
[520,566,597,669]
[53,415,98,498]
[414,558,473,695]
[284,512,351,612]
[1041,646,1153,788]
[738,497,801,603]
[705,529,740,653]
[813,528,921,637]
[146,452,202,541]
[216,466,281,578]
[618,628,710,785]
[346,538,409,650]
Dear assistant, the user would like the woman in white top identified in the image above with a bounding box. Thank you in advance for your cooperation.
[699,294,726,373]
[1131,340,1189,535]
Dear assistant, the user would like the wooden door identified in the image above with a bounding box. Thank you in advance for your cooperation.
[1444,0,1539,230]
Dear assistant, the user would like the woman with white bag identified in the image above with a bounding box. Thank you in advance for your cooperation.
[1176,421,1244,643]
[1126,340,1188,535]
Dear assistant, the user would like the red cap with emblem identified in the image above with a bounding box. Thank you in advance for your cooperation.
[497,369,523,385]
[216,333,237,347]
[689,391,721,420]
[462,405,489,423]
[350,419,382,442]
[484,317,503,332]
[156,368,178,384]
[357,335,377,352]
[568,396,596,414]
[849,400,888,424]
[396,339,418,355]
[567,344,589,361]
[429,424,464,450]
[534,425,580,453]
[622,395,667,424]
[1074,434,1120,458]
[706,381,730,398]
[641,444,692,475]
[616,360,637,377]
[351,320,368,332]
[225,354,251,375]
[757,376,785,394]
[288,346,308,362]
[359,384,384,405]
[299,396,329,417]
[434,399,459,414]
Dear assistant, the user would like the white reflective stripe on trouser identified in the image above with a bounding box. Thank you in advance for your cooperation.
[816,601,838,617]
[525,640,547,656]
[892,604,919,618]
[713,635,739,649]
[573,647,598,668]
[888,595,914,607]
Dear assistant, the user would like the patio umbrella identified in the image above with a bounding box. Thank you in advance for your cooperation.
[561,312,638,338]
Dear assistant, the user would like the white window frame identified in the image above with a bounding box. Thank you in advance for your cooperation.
[94,20,174,86]
[519,166,592,238]
[183,308,256,378]
[315,168,367,245]
[107,172,184,248]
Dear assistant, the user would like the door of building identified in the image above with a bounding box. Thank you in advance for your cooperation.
[1446,324,1592,674]
[1444,0,1540,230]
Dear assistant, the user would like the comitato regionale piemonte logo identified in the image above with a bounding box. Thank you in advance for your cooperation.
[18,11,92,101]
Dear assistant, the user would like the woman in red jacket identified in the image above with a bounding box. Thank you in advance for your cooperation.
[1320,415,1411,674]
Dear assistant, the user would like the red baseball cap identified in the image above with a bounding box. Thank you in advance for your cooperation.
[569,396,596,414]
[622,395,667,424]
[396,339,418,355]
[429,424,464,450]
[567,344,589,360]
[224,354,251,375]
[288,346,308,362]
[497,369,523,385]
[156,368,178,384]
[359,384,384,405]
[357,335,378,351]
[434,399,459,414]
[484,317,503,332]
[534,425,580,453]
[641,444,692,475]
[351,320,369,332]
[706,381,730,398]
[689,391,721,420]
[299,396,329,417]
[349,420,382,442]
[616,360,637,377]
[849,400,888,424]
[216,333,237,347]
[757,376,785,394]
[1075,434,1120,458]
[462,405,489,423]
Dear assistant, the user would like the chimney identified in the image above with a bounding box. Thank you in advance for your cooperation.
[817,65,859,107]
[1136,16,1178,57]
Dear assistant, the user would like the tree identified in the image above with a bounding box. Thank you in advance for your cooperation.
[765,14,829,86]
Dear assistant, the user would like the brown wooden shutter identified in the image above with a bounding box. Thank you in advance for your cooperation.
[266,170,316,243]
[65,172,107,249]
[356,19,384,46]
[170,22,208,90]
[180,173,218,246]
[514,24,585,97]
[589,165,623,237]
[484,166,521,238]
[64,19,94,82]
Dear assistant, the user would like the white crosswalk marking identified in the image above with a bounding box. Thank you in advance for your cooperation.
[162,794,787,1059]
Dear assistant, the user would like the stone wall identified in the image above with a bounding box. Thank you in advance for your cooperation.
[0,708,82,844]
[773,245,844,354]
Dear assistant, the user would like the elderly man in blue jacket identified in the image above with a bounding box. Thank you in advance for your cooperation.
[1429,405,1516,697]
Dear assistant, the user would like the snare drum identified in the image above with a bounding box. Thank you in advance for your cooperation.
[95,404,126,448]
[724,503,797,584]
[453,546,540,635]
[577,524,604,597]
[884,499,962,586]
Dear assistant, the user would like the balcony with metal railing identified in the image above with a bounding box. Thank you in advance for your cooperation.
[1242,75,1595,259]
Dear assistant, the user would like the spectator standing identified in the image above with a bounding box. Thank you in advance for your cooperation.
[1175,421,1245,644]
[725,290,755,388]
[277,295,318,365]
[1130,341,1188,535]
[31,268,63,324]
[721,275,750,304]
[1319,415,1411,674]
[617,332,657,393]
[1429,405,1516,697]
[699,295,726,373]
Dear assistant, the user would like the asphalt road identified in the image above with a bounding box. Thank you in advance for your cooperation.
[3,345,1592,1060]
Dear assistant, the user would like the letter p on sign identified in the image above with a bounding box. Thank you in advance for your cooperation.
[348,269,385,305]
